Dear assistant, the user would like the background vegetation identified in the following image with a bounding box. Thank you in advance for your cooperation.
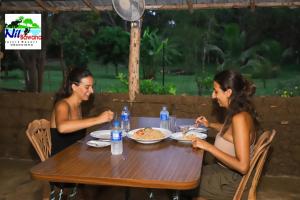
[1,8,300,96]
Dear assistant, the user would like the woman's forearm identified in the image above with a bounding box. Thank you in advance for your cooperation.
[56,116,104,133]
[209,122,223,132]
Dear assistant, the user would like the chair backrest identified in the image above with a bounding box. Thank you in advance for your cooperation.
[233,129,276,200]
[26,119,51,162]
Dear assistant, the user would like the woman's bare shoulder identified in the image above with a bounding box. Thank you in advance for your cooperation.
[232,111,252,123]
[55,99,69,110]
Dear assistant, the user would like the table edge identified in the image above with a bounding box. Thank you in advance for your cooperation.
[31,169,200,190]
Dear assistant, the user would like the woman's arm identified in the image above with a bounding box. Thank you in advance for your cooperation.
[193,112,251,174]
[208,122,223,132]
[54,101,114,133]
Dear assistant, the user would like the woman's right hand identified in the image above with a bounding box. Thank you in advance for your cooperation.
[195,116,209,128]
[98,110,114,123]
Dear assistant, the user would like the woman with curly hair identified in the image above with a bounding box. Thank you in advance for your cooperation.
[190,70,260,200]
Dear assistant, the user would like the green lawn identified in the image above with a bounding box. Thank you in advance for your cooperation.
[1,61,300,96]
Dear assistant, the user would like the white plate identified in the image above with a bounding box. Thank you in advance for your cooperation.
[127,128,171,144]
[86,140,110,148]
[179,125,208,133]
[90,130,126,140]
[170,131,207,143]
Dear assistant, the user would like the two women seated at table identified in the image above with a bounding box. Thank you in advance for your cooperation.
[51,67,258,200]
[50,67,114,155]
[188,70,260,200]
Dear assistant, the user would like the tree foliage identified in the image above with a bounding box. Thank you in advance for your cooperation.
[140,27,181,79]
[2,9,299,95]
[89,26,130,76]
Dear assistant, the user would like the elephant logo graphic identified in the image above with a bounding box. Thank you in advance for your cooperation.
[5,14,42,50]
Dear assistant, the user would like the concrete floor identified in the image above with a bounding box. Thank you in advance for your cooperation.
[1,158,300,200]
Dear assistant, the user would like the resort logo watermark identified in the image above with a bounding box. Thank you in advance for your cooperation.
[5,14,42,50]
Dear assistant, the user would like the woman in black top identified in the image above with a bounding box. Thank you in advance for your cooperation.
[50,67,114,155]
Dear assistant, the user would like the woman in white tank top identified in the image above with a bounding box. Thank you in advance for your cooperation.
[184,70,260,200]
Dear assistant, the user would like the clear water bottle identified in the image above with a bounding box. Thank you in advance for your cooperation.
[121,106,130,132]
[111,120,123,155]
[160,106,169,130]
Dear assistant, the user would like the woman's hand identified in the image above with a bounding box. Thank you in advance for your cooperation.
[192,138,210,151]
[98,110,114,123]
[195,116,209,128]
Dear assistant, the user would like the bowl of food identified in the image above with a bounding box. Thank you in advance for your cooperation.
[127,127,171,144]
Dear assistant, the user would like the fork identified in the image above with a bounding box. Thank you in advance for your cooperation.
[182,128,195,135]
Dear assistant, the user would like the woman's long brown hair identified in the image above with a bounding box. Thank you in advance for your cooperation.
[212,70,261,135]
[53,67,93,105]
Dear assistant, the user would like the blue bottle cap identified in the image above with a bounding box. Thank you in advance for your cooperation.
[113,120,120,127]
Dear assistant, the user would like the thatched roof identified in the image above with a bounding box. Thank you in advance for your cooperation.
[1,0,300,13]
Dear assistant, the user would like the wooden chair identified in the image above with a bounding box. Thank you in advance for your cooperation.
[194,129,276,200]
[26,119,51,162]
[26,119,78,200]
[233,130,276,200]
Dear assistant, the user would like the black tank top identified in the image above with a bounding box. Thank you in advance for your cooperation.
[51,128,86,155]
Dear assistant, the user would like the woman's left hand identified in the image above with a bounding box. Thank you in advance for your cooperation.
[192,138,209,150]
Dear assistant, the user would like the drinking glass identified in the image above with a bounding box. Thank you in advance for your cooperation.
[169,115,177,133]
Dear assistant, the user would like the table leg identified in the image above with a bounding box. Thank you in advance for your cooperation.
[125,187,130,200]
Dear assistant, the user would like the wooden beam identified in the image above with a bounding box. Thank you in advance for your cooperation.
[0,5,113,12]
[128,21,142,102]
[82,0,98,12]
[1,1,300,12]
[35,0,57,13]
[146,2,300,10]
[1,6,45,12]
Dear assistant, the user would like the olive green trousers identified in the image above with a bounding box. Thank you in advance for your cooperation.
[182,163,243,200]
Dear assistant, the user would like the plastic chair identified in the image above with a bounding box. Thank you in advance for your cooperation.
[193,129,276,200]
[26,119,78,200]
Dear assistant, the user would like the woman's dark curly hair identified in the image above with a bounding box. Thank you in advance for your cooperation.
[213,70,260,135]
[54,67,93,104]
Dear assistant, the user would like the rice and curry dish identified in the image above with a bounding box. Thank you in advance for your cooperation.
[133,128,165,140]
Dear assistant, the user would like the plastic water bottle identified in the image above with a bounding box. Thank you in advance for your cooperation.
[111,120,123,155]
[160,106,169,130]
[121,106,130,132]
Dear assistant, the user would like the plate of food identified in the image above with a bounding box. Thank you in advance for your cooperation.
[90,130,126,140]
[127,127,171,144]
[179,125,208,133]
[170,131,207,143]
[86,140,110,148]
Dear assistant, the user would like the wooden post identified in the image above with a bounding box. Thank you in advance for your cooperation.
[128,21,142,102]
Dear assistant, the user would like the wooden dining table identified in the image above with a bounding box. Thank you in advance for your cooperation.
[30,117,204,196]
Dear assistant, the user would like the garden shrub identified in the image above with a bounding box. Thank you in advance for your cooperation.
[113,73,176,95]
[274,80,300,97]
[195,72,213,96]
